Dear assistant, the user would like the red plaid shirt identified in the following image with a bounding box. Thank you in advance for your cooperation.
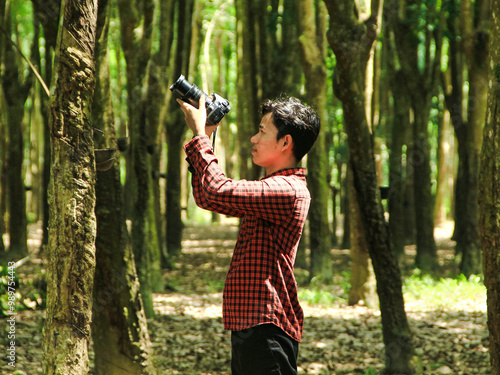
[184,135,309,342]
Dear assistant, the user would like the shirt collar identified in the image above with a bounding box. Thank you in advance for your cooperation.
[262,168,306,180]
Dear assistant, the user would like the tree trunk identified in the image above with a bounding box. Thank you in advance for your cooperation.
[324,0,415,372]
[118,0,162,317]
[298,0,332,283]
[388,69,410,259]
[434,108,449,225]
[91,1,156,373]
[147,0,175,266]
[412,108,438,269]
[479,0,500,369]
[165,0,194,256]
[32,0,60,253]
[347,165,377,307]
[390,0,442,271]
[43,0,98,373]
[454,0,489,277]
[1,0,32,259]
[235,0,261,180]
[0,96,5,254]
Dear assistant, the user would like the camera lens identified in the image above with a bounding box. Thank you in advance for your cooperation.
[170,75,204,109]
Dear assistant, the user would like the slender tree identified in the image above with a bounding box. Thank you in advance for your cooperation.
[235,0,261,180]
[0,0,5,255]
[0,0,32,259]
[347,165,377,307]
[118,0,162,317]
[297,0,332,283]
[43,0,98,373]
[451,0,489,277]
[147,0,175,266]
[91,0,156,373]
[31,0,60,251]
[388,0,444,271]
[164,0,195,256]
[323,0,416,372]
[479,1,500,371]
[385,25,411,259]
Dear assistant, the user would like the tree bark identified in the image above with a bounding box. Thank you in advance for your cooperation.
[118,0,162,317]
[43,0,98,373]
[479,0,500,370]
[235,0,261,180]
[388,72,410,259]
[454,0,489,277]
[0,117,5,253]
[147,0,175,265]
[298,0,332,283]
[91,1,156,373]
[164,0,194,256]
[31,0,59,253]
[324,0,415,372]
[1,0,32,259]
[347,165,377,307]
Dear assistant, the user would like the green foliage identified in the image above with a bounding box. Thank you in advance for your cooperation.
[298,269,485,311]
[0,263,46,317]
[402,271,485,309]
[203,274,224,293]
[299,286,342,305]
[10,1,34,55]
[298,272,351,306]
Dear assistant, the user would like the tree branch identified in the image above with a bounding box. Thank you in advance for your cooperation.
[0,25,50,96]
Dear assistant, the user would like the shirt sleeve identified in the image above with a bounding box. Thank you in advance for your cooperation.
[184,135,297,224]
[185,135,245,218]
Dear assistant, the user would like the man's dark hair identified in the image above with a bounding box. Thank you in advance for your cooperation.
[261,97,320,161]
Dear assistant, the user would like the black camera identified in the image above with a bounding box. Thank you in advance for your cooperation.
[170,75,231,126]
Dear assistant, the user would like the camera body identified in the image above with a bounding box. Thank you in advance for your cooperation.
[170,75,231,126]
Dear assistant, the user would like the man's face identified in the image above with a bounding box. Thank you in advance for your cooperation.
[250,113,282,169]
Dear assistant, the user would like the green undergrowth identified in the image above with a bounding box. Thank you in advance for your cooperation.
[402,272,485,308]
[297,270,485,310]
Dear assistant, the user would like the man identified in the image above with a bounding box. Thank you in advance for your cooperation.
[178,94,320,375]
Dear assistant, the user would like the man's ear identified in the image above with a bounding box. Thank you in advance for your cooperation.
[281,134,294,151]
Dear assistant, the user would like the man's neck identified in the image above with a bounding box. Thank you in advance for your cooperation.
[265,161,298,176]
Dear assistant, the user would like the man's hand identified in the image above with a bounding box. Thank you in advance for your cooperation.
[177,96,218,137]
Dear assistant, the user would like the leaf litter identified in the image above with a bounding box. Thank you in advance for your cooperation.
[0,222,489,374]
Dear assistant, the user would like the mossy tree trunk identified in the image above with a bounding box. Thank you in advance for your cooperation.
[43,0,98,373]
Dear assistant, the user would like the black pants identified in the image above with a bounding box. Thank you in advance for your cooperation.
[231,324,299,375]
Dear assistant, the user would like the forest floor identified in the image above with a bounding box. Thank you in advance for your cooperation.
[1,220,489,375]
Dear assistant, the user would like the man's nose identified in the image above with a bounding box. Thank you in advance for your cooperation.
[250,134,257,143]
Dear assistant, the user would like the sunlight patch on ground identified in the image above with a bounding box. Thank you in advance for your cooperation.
[154,293,223,319]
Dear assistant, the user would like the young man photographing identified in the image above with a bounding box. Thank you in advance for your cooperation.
[178,95,320,375]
